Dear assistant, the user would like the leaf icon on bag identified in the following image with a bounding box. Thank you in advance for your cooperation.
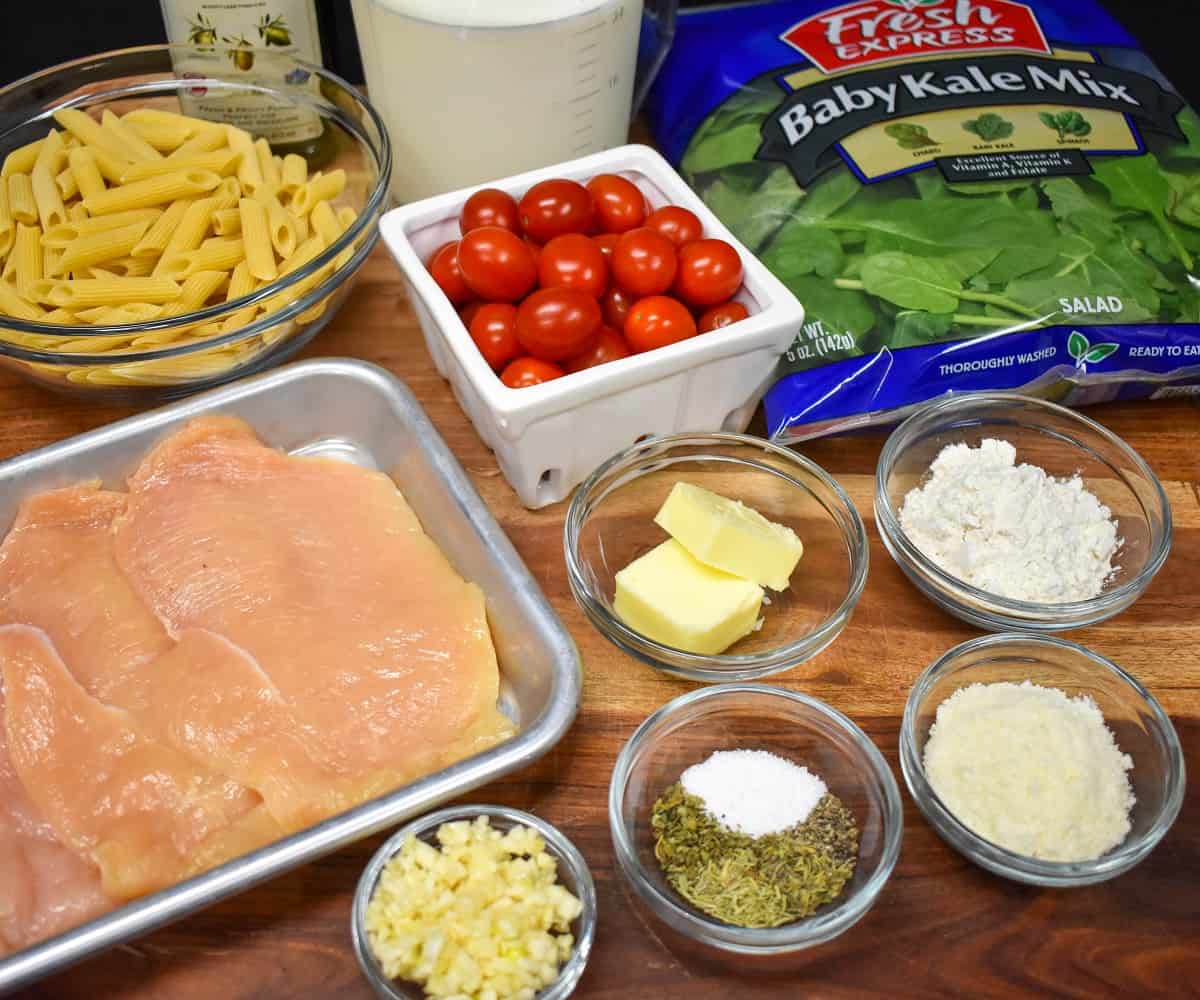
[1066,330,1118,372]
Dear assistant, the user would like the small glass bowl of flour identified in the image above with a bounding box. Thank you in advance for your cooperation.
[875,393,1172,632]
[900,633,1185,886]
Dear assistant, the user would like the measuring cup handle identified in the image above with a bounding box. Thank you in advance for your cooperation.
[633,0,678,115]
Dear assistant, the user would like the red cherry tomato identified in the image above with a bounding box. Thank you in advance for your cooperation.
[611,227,677,297]
[500,357,564,388]
[563,326,632,373]
[624,295,697,353]
[469,303,521,371]
[538,233,609,298]
[601,284,634,330]
[645,205,703,247]
[698,300,750,332]
[586,174,647,234]
[524,238,543,270]
[518,178,594,242]
[515,287,601,361]
[460,188,520,235]
[459,301,484,328]
[428,240,472,305]
[592,233,620,260]
[456,226,537,302]
[673,239,743,307]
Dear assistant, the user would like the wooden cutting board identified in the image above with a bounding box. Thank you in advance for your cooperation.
[3,247,1197,999]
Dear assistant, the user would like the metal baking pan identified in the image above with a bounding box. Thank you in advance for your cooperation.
[0,358,581,994]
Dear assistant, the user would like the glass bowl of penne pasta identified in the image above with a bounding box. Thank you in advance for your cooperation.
[0,44,390,400]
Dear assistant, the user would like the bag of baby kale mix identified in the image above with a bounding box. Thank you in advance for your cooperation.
[645,0,1200,439]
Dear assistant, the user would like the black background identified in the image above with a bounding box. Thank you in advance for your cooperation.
[1,2,1198,104]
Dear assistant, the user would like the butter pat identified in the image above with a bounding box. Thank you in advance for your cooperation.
[614,539,763,655]
[654,482,804,591]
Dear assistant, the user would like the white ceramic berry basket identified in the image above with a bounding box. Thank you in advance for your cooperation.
[378,144,806,509]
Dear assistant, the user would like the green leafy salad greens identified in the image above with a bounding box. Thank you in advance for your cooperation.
[679,78,1200,368]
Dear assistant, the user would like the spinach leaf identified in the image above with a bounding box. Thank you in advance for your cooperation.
[979,244,1060,284]
[891,310,955,348]
[700,165,804,252]
[762,224,845,280]
[787,275,878,339]
[826,197,1051,253]
[1091,154,1194,269]
[853,252,1036,317]
[1041,177,1121,226]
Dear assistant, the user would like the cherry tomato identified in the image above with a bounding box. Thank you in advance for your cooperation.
[645,205,703,247]
[601,285,634,330]
[538,233,609,299]
[586,174,647,234]
[457,226,537,302]
[673,239,744,307]
[624,295,697,353]
[459,301,484,328]
[524,238,543,270]
[515,287,601,361]
[592,233,620,260]
[518,178,594,242]
[500,357,564,388]
[469,303,521,371]
[563,326,632,373]
[460,188,521,235]
[697,300,750,332]
[428,240,472,306]
[611,227,677,297]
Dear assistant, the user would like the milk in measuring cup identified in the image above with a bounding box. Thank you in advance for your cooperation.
[350,0,644,202]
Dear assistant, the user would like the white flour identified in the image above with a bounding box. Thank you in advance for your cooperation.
[898,438,1120,603]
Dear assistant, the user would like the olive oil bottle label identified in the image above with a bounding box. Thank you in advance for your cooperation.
[161,0,324,144]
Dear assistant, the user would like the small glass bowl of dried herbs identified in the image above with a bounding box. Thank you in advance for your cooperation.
[609,684,903,969]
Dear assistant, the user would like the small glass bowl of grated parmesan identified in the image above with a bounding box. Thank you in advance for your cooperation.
[901,633,1185,887]
[352,804,596,1000]
[875,393,1171,632]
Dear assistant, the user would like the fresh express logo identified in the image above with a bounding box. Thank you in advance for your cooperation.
[781,0,1051,73]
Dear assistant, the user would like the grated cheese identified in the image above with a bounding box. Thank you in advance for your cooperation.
[923,680,1135,862]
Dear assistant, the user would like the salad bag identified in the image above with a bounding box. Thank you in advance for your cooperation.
[645,0,1200,439]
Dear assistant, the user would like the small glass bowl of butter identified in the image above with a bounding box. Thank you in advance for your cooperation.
[564,432,869,682]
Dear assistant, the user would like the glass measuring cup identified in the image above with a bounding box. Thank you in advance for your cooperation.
[350,0,678,203]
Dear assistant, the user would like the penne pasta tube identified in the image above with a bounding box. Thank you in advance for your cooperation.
[122,117,191,154]
[167,127,226,159]
[31,161,68,231]
[1,138,43,178]
[213,176,241,211]
[13,223,43,299]
[97,255,156,278]
[91,147,130,185]
[131,199,191,258]
[337,206,357,229]
[33,129,68,176]
[68,202,89,223]
[52,108,133,165]
[41,307,80,325]
[100,109,163,162]
[226,260,254,302]
[0,280,46,320]
[82,169,221,216]
[58,219,154,275]
[294,296,330,325]
[225,126,263,195]
[44,245,64,278]
[0,183,12,258]
[238,198,277,282]
[43,276,182,308]
[119,149,241,184]
[211,207,242,236]
[153,197,218,270]
[289,208,309,245]
[123,108,203,143]
[158,238,245,280]
[157,269,228,319]
[261,191,298,258]
[279,154,307,195]
[55,166,79,201]
[259,235,324,314]
[43,208,163,247]
[291,169,346,216]
[7,174,37,225]
[67,147,107,203]
[254,139,281,190]
[56,333,140,352]
[309,199,343,246]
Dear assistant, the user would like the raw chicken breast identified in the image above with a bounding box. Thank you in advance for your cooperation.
[0,674,112,956]
[114,417,510,777]
[0,625,273,901]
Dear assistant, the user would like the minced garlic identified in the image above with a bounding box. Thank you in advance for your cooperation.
[364,816,582,1000]
[923,680,1135,862]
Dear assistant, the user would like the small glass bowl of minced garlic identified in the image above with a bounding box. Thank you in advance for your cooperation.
[608,683,903,971]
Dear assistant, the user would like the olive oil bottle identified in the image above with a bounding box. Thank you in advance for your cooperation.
[160,0,336,166]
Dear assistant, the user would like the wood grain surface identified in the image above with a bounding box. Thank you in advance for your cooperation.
[5,248,1199,999]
